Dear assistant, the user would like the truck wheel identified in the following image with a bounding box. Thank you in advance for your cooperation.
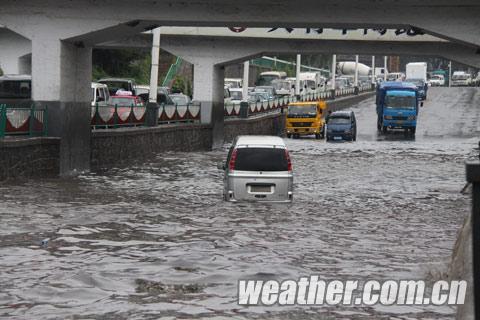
[382,126,388,134]
[377,120,382,131]
[315,133,321,139]
[410,127,416,135]
[287,133,292,138]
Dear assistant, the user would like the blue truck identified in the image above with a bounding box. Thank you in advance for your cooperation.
[376,81,422,135]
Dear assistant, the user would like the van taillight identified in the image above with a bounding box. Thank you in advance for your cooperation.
[285,149,292,172]
[229,149,238,170]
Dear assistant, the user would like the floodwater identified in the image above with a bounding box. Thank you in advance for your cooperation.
[0,87,478,319]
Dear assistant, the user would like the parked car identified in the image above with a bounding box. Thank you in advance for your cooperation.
[451,71,472,87]
[253,86,276,99]
[136,87,174,105]
[98,78,137,96]
[0,74,32,107]
[225,78,242,89]
[248,91,270,103]
[110,93,144,107]
[229,88,244,103]
[428,74,445,86]
[170,93,191,105]
[326,110,357,142]
[218,135,293,202]
[91,82,110,107]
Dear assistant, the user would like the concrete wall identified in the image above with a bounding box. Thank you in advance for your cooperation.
[326,91,375,112]
[224,112,286,142]
[449,214,474,320]
[90,124,212,170]
[0,137,60,180]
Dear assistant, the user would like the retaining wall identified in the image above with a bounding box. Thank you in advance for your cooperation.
[91,124,212,170]
[0,91,376,177]
[0,137,60,180]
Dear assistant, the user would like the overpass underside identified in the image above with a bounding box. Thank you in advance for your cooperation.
[1,0,480,175]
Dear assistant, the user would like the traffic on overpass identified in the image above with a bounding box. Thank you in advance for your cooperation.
[0,1,479,319]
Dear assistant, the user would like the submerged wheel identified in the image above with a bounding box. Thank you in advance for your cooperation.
[410,127,416,135]
[287,133,292,138]
[382,126,388,134]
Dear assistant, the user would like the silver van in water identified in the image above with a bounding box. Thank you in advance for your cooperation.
[219,136,293,202]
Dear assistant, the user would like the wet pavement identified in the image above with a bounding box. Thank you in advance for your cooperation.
[0,87,478,319]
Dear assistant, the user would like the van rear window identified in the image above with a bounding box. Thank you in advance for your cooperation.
[234,148,288,171]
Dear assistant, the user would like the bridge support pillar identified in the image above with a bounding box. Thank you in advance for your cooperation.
[193,59,224,149]
[31,38,92,175]
[0,28,31,74]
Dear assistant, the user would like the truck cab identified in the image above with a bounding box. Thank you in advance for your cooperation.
[376,82,421,135]
[286,101,326,139]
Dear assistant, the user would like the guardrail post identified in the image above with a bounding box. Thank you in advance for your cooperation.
[239,101,249,118]
[29,104,35,136]
[43,106,48,136]
[130,104,134,126]
[145,102,159,126]
[330,89,336,100]
[354,86,359,95]
[95,103,99,129]
[113,104,118,128]
[466,161,480,319]
[0,104,5,138]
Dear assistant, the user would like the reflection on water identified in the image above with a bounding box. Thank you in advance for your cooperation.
[0,88,477,319]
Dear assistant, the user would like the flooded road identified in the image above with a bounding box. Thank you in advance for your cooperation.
[0,87,478,319]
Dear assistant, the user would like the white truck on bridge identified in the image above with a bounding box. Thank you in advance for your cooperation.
[406,62,428,82]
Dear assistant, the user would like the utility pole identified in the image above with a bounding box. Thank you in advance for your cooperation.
[384,56,388,82]
[354,55,359,87]
[295,54,301,96]
[331,54,337,91]
[242,61,249,101]
[371,56,376,85]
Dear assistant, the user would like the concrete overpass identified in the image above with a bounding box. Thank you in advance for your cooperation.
[1,0,480,175]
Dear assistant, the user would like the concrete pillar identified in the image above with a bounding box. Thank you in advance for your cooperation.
[149,28,161,103]
[193,59,224,148]
[31,38,92,175]
[384,56,388,81]
[242,60,249,101]
[0,28,31,75]
[449,61,452,87]
[331,54,337,90]
[295,54,301,96]
[371,56,376,84]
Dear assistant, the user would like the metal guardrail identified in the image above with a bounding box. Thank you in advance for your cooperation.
[158,102,201,124]
[91,104,146,129]
[0,104,48,137]
[225,85,374,118]
[91,102,201,129]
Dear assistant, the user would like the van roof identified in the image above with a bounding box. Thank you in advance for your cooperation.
[235,135,286,148]
[91,82,108,88]
[331,110,353,117]
[0,74,31,81]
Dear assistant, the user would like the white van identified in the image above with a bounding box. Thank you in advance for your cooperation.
[91,82,110,107]
[219,136,293,202]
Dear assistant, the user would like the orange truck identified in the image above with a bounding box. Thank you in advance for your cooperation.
[285,101,327,139]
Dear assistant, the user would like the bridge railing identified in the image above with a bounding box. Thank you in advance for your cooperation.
[0,104,48,138]
[91,104,146,129]
[91,102,202,129]
[225,85,374,118]
[158,102,201,124]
